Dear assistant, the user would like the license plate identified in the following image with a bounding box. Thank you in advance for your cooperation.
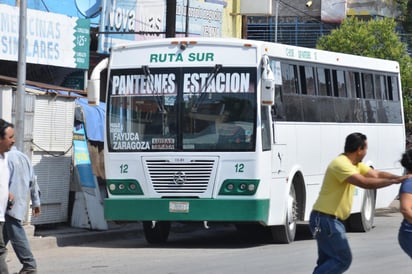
[169,201,189,213]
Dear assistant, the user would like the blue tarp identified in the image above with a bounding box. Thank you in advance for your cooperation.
[75,98,106,142]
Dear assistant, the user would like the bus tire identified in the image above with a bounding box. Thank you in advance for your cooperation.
[270,184,297,244]
[347,189,376,232]
[143,221,171,244]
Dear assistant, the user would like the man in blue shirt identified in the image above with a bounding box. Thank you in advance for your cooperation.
[4,147,41,274]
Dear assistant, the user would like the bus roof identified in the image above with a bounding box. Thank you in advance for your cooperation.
[109,37,400,73]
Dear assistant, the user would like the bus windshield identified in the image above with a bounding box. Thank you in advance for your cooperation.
[107,66,257,152]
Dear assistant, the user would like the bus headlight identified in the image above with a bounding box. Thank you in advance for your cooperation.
[219,179,259,195]
[106,179,144,195]
[248,184,256,192]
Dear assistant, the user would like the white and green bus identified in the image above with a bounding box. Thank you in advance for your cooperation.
[93,37,405,244]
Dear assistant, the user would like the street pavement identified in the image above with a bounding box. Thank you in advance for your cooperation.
[21,200,401,251]
[26,221,143,250]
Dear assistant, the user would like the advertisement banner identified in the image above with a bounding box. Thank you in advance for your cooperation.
[0,4,90,69]
[98,0,223,54]
[176,0,223,37]
[98,0,167,54]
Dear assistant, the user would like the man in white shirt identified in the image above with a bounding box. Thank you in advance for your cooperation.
[5,147,41,274]
[0,119,16,274]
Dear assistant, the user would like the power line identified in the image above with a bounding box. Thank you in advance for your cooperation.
[40,0,49,12]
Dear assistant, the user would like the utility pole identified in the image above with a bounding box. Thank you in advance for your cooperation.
[166,0,176,37]
[275,0,279,43]
[185,0,189,37]
[15,0,26,151]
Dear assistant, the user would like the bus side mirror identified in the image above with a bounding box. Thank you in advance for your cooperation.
[261,56,275,106]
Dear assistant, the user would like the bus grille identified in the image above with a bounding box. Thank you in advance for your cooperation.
[145,159,215,194]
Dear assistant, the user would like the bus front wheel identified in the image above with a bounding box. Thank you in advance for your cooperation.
[270,184,297,244]
[143,221,171,244]
[347,189,376,232]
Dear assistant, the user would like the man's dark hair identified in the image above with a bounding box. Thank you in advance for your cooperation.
[0,119,14,139]
[344,132,367,153]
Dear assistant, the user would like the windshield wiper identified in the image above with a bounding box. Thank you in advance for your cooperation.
[142,65,170,136]
[142,65,167,114]
[191,64,223,112]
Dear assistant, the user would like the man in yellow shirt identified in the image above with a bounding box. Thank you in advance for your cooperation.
[310,132,410,273]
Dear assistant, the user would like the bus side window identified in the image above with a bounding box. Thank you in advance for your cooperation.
[332,69,347,97]
[317,68,332,96]
[299,66,316,95]
[272,85,285,120]
[374,74,385,100]
[362,73,374,99]
[347,71,362,98]
[387,76,400,101]
[354,72,362,98]
[282,63,298,94]
[281,62,303,121]
[261,106,271,151]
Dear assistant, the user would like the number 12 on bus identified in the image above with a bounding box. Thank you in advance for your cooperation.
[90,37,405,244]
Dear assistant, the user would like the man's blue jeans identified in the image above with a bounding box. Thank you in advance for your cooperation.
[309,211,352,274]
[398,219,412,258]
[3,214,37,270]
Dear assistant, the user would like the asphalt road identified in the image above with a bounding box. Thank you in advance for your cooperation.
[6,207,412,274]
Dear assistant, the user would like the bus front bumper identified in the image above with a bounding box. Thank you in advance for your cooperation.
[104,198,269,222]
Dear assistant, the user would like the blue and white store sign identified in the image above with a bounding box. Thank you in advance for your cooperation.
[0,4,90,69]
[98,0,223,55]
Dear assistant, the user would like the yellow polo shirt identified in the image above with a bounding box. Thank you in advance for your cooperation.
[312,154,370,220]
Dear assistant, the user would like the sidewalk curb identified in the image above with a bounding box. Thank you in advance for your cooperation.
[375,200,400,215]
[24,201,401,251]
[28,223,143,250]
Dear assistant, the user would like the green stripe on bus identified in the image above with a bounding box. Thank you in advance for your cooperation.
[104,198,269,222]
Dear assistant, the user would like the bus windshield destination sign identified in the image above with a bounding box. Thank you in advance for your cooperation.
[149,52,214,63]
[110,72,252,95]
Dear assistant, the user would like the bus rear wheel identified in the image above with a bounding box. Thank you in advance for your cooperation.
[347,189,376,232]
[270,184,297,244]
[143,221,171,244]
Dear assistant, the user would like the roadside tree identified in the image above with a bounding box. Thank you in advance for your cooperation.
[316,17,412,124]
